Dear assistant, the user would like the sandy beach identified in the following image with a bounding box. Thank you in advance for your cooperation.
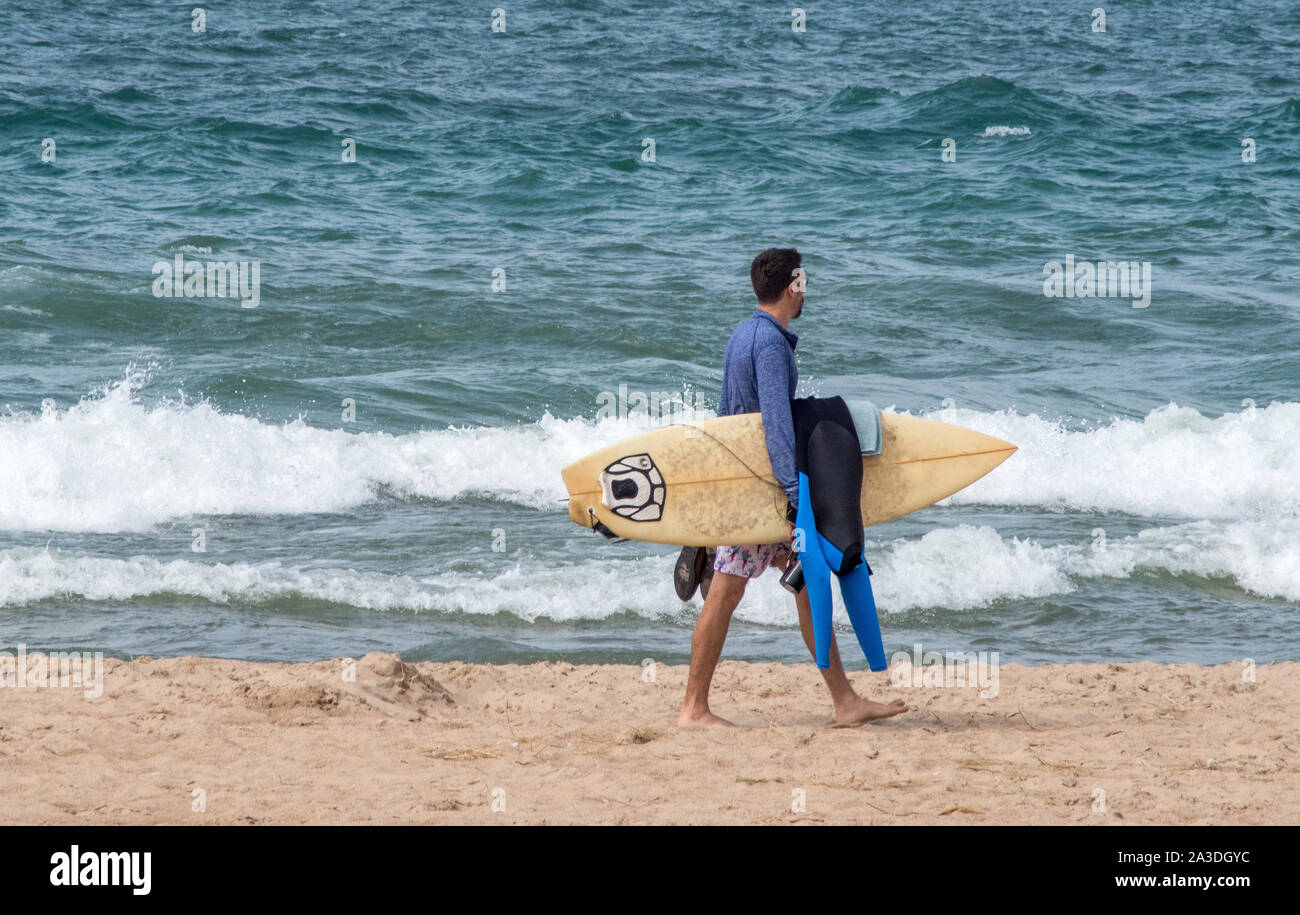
[1,652,1295,825]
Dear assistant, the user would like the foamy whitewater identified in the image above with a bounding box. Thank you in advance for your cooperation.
[5,375,1297,533]
[3,374,1298,664]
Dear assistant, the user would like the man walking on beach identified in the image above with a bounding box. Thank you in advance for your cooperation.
[675,248,907,727]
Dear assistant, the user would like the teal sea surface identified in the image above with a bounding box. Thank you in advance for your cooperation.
[2,1,1299,666]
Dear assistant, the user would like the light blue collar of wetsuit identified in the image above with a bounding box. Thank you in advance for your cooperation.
[752,308,798,350]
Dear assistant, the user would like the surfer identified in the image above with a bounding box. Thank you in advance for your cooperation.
[675,248,907,727]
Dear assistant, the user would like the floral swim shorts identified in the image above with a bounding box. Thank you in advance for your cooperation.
[712,541,792,579]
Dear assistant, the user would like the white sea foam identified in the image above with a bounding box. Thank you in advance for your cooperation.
[0,549,688,621]
[0,370,694,532]
[2,371,1296,532]
[871,519,1300,609]
[4,520,1297,617]
[979,125,1031,137]
[928,401,1300,520]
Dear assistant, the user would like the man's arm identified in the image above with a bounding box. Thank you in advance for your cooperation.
[754,341,799,509]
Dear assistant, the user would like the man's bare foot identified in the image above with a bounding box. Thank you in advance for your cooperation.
[832,695,908,726]
[677,708,738,727]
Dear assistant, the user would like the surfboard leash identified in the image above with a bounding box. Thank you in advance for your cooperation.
[676,423,785,493]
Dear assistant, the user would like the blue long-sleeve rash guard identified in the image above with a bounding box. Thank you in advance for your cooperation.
[718,309,799,506]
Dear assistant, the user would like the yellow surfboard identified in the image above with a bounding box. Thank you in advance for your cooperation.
[562,412,1016,546]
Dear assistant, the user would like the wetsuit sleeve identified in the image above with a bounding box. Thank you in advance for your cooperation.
[754,341,799,505]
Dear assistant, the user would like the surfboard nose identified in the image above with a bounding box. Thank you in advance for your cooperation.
[957,428,1017,476]
[954,427,1017,463]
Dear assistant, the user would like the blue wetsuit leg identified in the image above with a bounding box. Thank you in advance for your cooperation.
[838,560,887,672]
[795,471,835,670]
[796,472,887,672]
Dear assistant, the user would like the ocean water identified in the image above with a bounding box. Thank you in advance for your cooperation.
[2,0,1298,667]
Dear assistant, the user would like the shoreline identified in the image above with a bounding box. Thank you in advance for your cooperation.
[2,653,1294,825]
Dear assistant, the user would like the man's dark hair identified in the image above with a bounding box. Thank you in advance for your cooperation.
[750,248,802,305]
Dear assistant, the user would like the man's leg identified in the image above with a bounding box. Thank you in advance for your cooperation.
[677,570,748,727]
[777,554,908,725]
